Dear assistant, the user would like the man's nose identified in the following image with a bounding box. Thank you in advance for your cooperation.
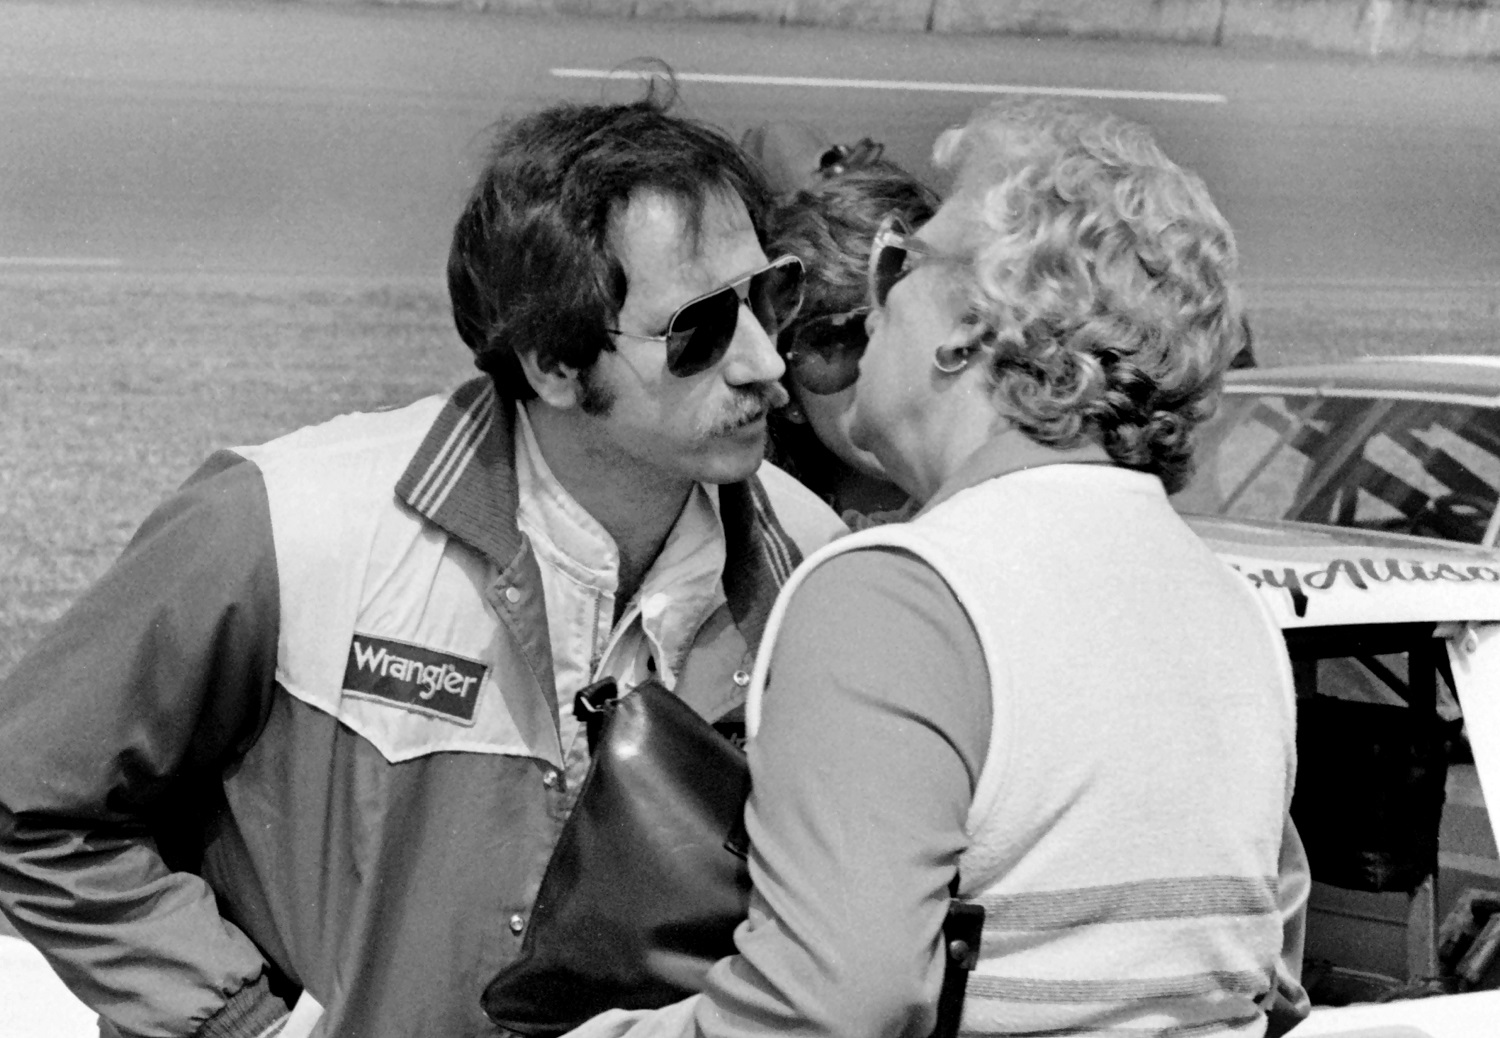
[722,302,786,385]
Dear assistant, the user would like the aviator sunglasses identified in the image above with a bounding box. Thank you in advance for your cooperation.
[780,213,942,399]
[780,308,870,396]
[867,212,939,310]
[779,211,943,396]
[609,255,805,378]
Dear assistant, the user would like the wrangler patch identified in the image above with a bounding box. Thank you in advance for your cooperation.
[342,634,487,725]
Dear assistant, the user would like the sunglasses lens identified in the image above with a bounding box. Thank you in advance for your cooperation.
[872,243,908,309]
[785,316,867,395]
[749,259,805,336]
[660,258,805,378]
[664,289,740,377]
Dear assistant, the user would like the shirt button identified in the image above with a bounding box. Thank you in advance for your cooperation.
[541,768,559,789]
[504,586,520,604]
[732,670,751,687]
[509,913,525,934]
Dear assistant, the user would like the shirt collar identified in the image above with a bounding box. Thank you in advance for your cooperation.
[635,483,728,678]
[512,401,620,589]
[395,376,801,651]
[511,402,728,688]
[511,400,728,608]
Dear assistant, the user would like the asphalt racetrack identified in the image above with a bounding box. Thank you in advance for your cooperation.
[2,0,1500,296]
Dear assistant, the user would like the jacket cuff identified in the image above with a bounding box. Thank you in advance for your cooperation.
[194,974,291,1038]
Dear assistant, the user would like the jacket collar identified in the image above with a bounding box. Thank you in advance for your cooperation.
[395,377,802,646]
[395,377,524,570]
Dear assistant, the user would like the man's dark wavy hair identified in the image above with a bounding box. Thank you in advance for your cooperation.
[448,95,775,399]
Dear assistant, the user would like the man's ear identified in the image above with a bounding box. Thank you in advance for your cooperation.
[515,349,586,410]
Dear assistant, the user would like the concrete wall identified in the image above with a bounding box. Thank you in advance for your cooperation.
[929,0,1224,44]
[374,0,1500,60]
[1223,0,1500,60]
[562,0,926,31]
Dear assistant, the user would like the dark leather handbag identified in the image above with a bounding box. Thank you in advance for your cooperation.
[481,678,982,1038]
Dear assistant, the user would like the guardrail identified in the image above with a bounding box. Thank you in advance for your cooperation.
[372,0,1500,60]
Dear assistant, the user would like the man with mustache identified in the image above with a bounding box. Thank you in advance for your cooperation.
[0,97,845,1038]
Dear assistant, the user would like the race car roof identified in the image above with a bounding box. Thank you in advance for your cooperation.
[1226,356,1500,406]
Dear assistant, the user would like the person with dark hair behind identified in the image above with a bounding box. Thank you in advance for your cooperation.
[766,158,939,523]
[741,124,937,524]
[0,96,842,1038]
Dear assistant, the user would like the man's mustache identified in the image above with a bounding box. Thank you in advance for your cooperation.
[706,382,789,436]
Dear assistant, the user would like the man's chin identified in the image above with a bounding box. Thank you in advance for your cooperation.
[692,436,768,485]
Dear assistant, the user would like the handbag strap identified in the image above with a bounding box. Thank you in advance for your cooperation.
[932,877,985,1038]
[573,678,621,754]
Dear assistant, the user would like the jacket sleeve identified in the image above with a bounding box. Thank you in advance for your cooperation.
[0,451,291,1038]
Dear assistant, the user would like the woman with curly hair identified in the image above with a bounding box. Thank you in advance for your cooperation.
[567,100,1308,1038]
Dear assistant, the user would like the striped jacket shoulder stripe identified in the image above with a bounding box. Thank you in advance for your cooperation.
[747,474,801,585]
[407,383,496,515]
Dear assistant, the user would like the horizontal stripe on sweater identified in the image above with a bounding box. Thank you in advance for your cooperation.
[958,1011,1265,1037]
[977,876,1278,931]
[965,969,1269,1003]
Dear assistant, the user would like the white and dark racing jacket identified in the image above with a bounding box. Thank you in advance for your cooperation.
[0,377,840,1038]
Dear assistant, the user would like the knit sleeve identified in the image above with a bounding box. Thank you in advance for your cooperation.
[698,546,990,1038]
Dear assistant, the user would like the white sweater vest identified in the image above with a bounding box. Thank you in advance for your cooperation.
[748,466,1296,1037]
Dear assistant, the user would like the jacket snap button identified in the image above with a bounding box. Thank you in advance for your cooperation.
[542,769,558,789]
[509,913,525,934]
[504,586,520,604]
[732,670,750,687]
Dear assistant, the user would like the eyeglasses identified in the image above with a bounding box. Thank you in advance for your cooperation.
[867,213,938,310]
[608,255,805,378]
[780,308,870,395]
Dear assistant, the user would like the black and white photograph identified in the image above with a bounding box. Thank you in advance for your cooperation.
[2,1,1499,1034]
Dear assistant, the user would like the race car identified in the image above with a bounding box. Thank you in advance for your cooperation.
[1184,512,1500,1035]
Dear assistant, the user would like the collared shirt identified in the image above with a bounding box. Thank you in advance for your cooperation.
[514,403,730,794]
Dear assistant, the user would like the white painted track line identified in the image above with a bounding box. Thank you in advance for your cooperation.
[0,936,99,1037]
[0,257,122,268]
[551,69,1228,105]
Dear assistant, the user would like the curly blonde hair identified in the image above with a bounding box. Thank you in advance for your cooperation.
[932,100,1244,493]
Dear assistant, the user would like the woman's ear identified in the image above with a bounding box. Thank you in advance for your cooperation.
[931,343,971,375]
[932,328,987,375]
[932,319,995,377]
